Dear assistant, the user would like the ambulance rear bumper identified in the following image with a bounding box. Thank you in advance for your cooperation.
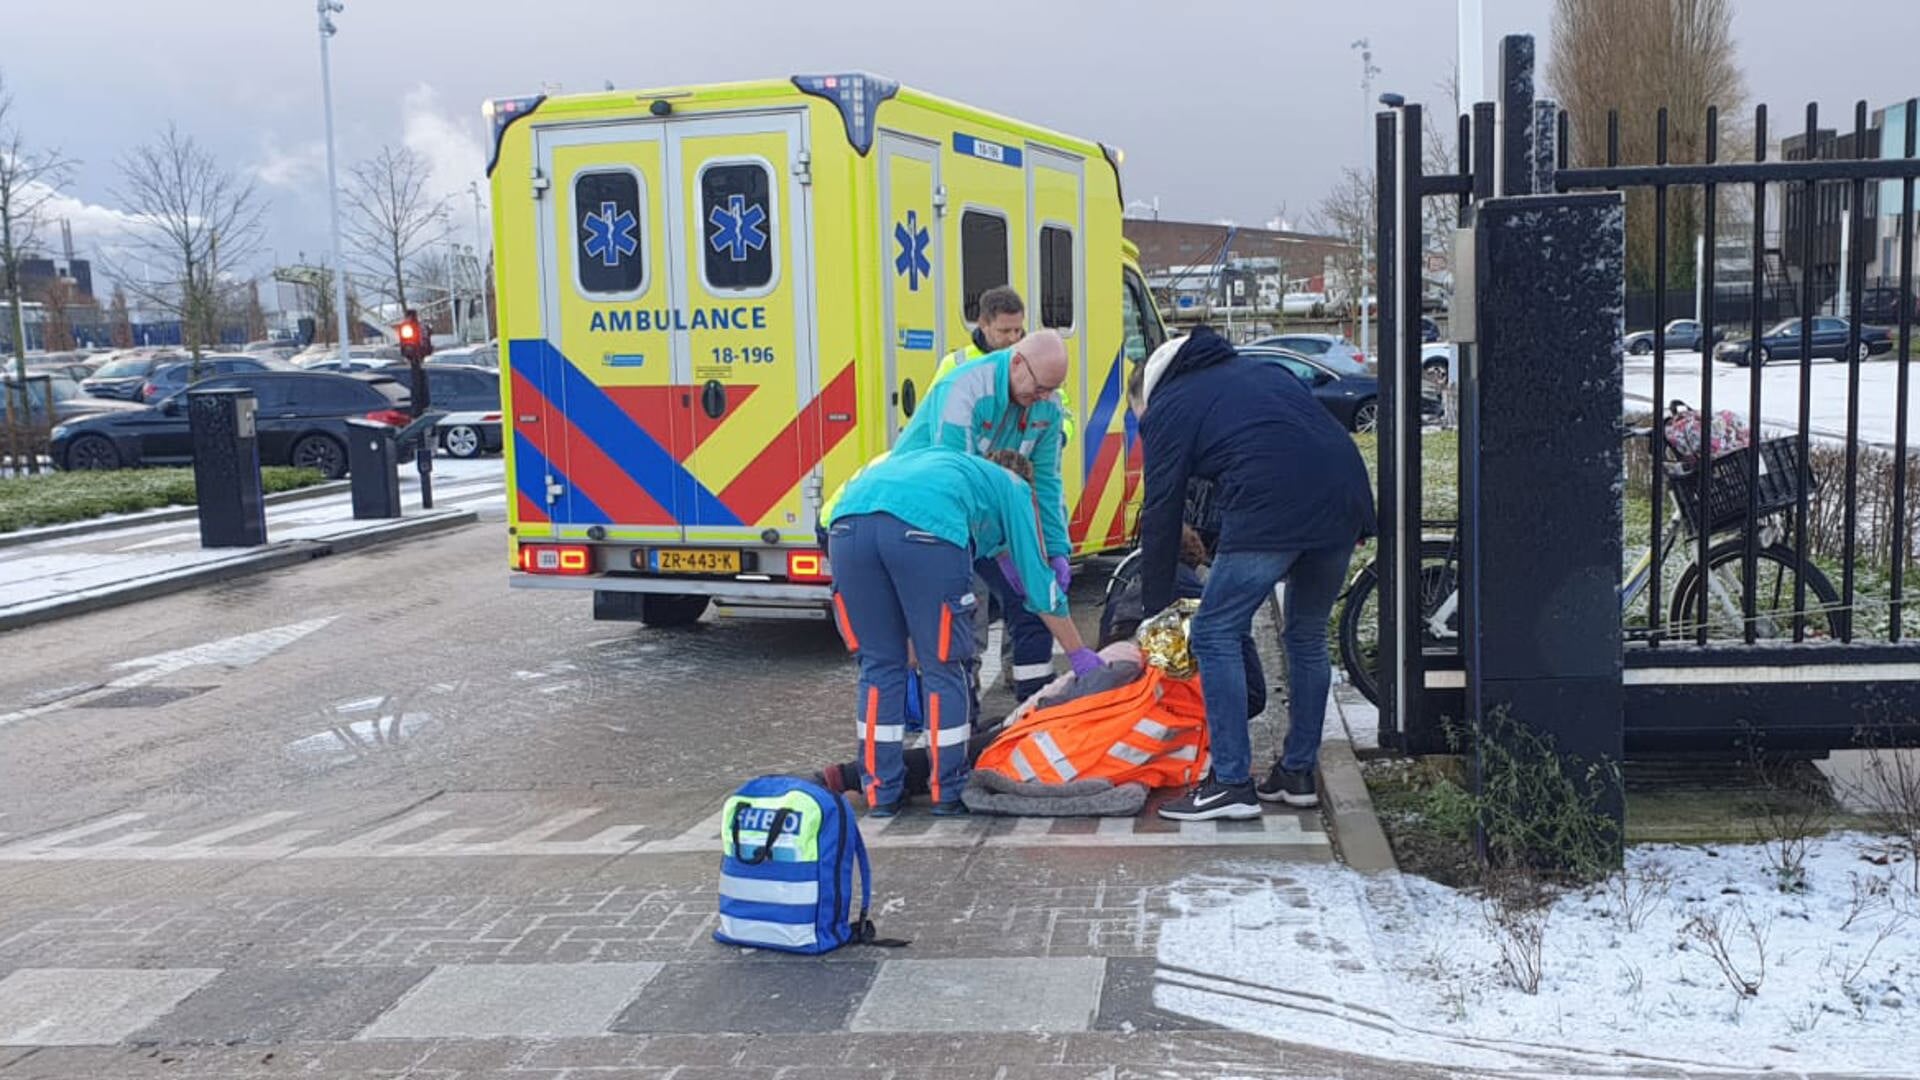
[507,573,833,603]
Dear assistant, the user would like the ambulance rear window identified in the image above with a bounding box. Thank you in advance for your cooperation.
[1039,225,1075,330]
[700,162,775,293]
[960,210,1009,321]
[573,169,646,297]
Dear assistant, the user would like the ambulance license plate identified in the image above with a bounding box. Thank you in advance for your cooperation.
[652,548,740,574]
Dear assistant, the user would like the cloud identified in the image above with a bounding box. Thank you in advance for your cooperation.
[251,138,328,189]
[401,84,485,207]
[17,179,142,253]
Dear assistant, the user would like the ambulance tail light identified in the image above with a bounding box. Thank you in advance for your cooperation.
[518,543,593,576]
[787,550,831,582]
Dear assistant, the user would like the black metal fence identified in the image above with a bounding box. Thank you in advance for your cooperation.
[1372,32,1920,755]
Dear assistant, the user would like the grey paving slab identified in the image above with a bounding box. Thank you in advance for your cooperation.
[1092,957,1221,1033]
[356,961,662,1040]
[129,964,429,1044]
[610,959,876,1034]
[849,957,1107,1034]
[0,967,219,1045]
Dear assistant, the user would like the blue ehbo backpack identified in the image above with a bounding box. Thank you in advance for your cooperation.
[713,775,902,954]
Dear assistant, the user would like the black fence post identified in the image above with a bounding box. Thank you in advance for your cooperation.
[1497,35,1535,197]
[1462,191,1627,870]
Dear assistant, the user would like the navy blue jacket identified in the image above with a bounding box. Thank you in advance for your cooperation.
[1138,328,1376,614]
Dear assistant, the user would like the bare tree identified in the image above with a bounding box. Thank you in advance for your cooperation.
[110,124,267,365]
[243,279,268,342]
[343,145,442,312]
[37,276,78,351]
[0,72,77,379]
[107,286,134,348]
[1549,0,1746,289]
[1307,167,1375,314]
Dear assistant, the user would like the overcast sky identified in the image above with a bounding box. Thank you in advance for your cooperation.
[5,0,1918,295]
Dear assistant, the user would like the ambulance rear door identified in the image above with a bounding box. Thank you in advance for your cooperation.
[875,131,944,442]
[664,111,818,546]
[532,123,682,542]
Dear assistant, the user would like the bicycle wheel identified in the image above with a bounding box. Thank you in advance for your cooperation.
[1667,539,1849,642]
[1337,539,1464,706]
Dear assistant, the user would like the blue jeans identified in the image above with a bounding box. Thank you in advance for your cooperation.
[976,556,1056,699]
[1189,545,1354,784]
[827,513,977,806]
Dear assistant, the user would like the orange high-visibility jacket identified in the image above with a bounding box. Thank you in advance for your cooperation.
[972,667,1210,790]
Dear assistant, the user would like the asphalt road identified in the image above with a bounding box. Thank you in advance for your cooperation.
[0,524,1474,1079]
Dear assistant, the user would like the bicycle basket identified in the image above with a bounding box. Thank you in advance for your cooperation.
[1668,435,1809,537]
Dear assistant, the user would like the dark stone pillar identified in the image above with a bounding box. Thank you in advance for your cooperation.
[188,387,267,548]
[1461,192,1627,869]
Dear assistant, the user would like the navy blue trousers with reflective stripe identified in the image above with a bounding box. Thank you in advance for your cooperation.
[828,512,977,807]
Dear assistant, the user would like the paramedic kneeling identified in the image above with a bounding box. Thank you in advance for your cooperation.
[827,449,1098,818]
[1131,328,1375,821]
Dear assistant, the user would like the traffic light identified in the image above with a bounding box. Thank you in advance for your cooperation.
[396,315,427,362]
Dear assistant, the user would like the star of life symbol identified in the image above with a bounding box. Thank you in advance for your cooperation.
[894,210,931,290]
[708,194,768,262]
[581,200,638,268]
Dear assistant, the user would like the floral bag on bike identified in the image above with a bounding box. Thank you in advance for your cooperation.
[1662,401,1750,470]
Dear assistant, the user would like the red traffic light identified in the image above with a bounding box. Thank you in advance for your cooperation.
[397,322,419,343]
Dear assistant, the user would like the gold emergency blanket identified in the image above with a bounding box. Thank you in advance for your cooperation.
[1135,598,1201,678]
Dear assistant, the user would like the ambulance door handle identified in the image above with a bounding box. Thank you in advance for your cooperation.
[901,379,918,418]
[701,380,727,419]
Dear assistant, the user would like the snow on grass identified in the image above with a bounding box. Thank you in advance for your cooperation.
[1154,834,1916,1074]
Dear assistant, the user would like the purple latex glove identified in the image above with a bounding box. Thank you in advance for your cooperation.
[1049,555,1072,591]
[997,553,1024,597]
[1069,647,1104,677]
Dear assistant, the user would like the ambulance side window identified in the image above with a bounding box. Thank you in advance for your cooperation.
[699,161,775,293]
[1038,225,1074,331]
[960,210,1009,321]
[573,169,647,297]
[1121,270,1163,365]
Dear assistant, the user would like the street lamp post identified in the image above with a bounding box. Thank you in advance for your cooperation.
[469,180,491,343]
[1352,38,1382,357]
[315,0,351,361]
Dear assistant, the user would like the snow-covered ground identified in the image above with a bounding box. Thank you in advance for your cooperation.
[1155,835,1916,1075]
[1625,351,1920,450]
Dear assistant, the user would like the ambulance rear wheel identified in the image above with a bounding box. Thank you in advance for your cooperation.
[640,594,711,627]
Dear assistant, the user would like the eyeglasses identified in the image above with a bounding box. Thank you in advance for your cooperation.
[1016,354,1063,394]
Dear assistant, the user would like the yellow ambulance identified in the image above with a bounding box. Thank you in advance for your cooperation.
[487,73,1168,625]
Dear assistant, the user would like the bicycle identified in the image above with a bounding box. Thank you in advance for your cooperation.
[1335,423,1851,707]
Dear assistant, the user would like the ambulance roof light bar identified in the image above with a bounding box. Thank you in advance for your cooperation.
[483,94,546,177]
[791,73,900,156]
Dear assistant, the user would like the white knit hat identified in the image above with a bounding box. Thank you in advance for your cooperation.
[1137,334,1187,410]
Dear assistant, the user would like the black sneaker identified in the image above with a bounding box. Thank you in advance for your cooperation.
[1256,762,1319,808]
[1157,773,1261,821]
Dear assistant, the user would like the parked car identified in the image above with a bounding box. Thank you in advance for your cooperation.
[138,354,292,402]
[1857,287,1920,326]
[1624,319,1722,354]
[1247,333,1370,371]
[80,349,187,400]
[1712,316,1895,366]
[426,343,499,369]
[3,373,143,424]
[52,370,413,479]
[294,344,402,369]
[372,363,502,457]
[1239,345,1440,433]
[23,357,97,382]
